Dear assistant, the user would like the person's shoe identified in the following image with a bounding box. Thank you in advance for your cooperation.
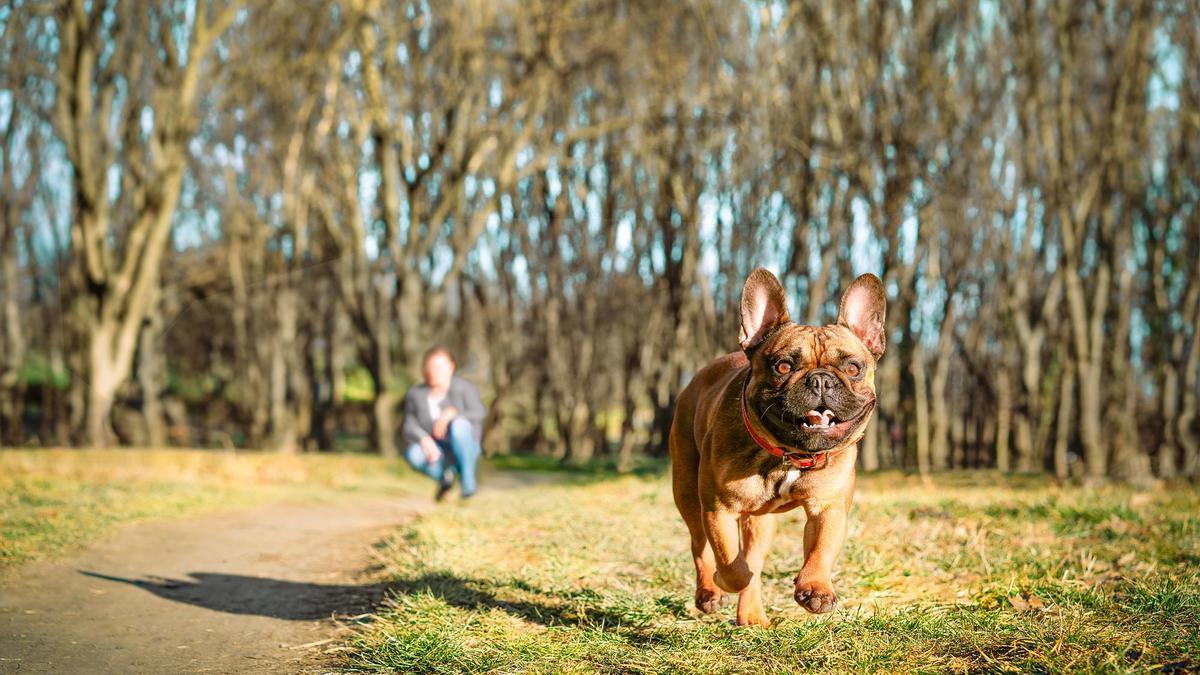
[435,478,454,502]
[460,490,477,501]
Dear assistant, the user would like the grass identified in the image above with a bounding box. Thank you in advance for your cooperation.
[0,448,427,569]
[345,468,1200,673]
[486,452,666,476]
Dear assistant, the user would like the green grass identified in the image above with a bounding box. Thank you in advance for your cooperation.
[345,470,1200,673]
[0,449,427,569]
[485,453,667,476]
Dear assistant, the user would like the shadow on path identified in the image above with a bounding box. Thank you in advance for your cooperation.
[79,570,391,621]
[80,569,666,639]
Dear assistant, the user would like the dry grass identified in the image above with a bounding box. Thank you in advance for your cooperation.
[346,467,1200,673]
[0,448,425,569]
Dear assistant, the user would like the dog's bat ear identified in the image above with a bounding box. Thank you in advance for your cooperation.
[739,268,790,351]
[838,273,887,359]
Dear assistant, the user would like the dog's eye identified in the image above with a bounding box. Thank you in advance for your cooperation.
[774,361,792,375]
[844,362,860,377]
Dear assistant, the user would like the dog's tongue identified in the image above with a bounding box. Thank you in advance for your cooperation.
[805,409,836,427]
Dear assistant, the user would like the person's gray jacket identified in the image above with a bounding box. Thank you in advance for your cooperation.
[400,376,486,446]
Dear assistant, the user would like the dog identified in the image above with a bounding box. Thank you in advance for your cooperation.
[669,268,886,626]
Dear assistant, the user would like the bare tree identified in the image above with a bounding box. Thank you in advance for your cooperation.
[47,0,241,446]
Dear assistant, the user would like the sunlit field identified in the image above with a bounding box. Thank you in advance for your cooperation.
[0,449,426,569]
[347,469,1200,673]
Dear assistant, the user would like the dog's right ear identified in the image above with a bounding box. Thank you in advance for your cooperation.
[739,268,790,351]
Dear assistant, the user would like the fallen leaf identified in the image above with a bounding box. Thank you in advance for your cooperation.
[1008,593,1046,612]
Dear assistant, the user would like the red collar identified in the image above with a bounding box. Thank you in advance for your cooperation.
[740,372,862,470]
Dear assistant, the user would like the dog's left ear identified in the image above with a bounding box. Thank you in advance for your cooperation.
[838,273,887,360]
[739,268,790,351]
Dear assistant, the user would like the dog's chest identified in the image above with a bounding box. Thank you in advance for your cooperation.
[778,468,805,498]
[755,468,807,513]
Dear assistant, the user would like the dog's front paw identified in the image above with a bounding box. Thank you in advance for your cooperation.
[694,586,725,614]
[793,580,838,614]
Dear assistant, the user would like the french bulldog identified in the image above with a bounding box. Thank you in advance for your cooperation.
[669,268,886,626]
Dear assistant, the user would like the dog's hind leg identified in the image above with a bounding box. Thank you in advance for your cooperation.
[735,513,776,626]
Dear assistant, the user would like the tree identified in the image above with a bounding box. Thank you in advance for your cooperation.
[50,0,241,446]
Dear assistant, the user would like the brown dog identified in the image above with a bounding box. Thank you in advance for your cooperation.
[669,268,886,626]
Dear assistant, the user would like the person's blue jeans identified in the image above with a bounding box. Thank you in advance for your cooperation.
[404,417,480,496]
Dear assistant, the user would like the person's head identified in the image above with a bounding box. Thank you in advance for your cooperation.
[422,345,456,390]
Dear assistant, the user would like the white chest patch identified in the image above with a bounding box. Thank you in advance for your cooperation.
[779,469,804,498]
[757,469,806,514]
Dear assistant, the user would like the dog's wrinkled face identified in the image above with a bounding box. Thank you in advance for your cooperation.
[739,269,887,452]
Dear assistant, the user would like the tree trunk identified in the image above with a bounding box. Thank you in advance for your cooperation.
[928,303,956,471]
[1179,299,1200,478]
[876,349,902,469]
[950,408,966,469]
[0,224,24,445]
[1013,416,1034,473]
[368,332,398,458]
[1059,198,1112,482]
[270,287,299,454]
[137,302,167,448]
[911,343,930,477]
[1054,358,1074,481]
[995,369,1011,472]
[1157,363,1179,480]
[85,321,133,446]
[859,424,880,471]
[562,400,595,467]
[1108,254,1152,485]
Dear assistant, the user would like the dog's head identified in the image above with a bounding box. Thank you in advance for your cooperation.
[739,268,886,452]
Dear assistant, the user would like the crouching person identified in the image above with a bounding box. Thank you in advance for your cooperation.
[400,346,486,501]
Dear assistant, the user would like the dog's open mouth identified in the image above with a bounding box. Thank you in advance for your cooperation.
[799,401,874,435]
[801,407,838,429]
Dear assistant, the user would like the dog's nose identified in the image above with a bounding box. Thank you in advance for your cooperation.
[806,370,837,395]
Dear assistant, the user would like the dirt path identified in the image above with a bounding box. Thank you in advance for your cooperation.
[0,470,554,674]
